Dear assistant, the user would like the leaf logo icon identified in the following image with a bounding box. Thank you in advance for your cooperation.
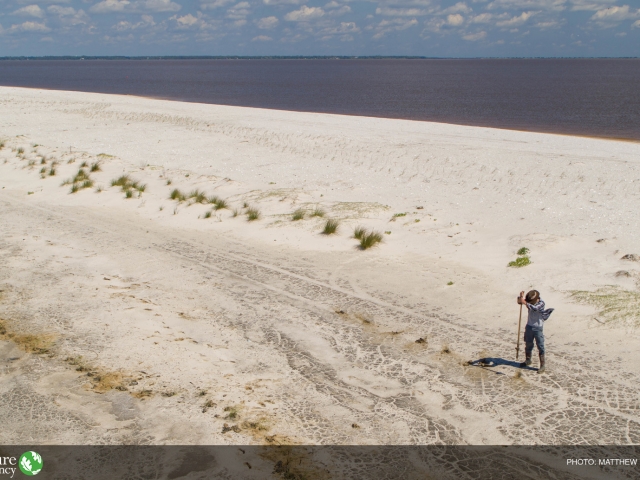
[19,451,43,476]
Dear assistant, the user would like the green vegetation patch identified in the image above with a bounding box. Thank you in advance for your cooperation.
[570,286,640,327]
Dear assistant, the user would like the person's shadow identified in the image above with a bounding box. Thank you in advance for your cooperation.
[465,357,538,374]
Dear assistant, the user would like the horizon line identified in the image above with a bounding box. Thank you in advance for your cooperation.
[1,55,639,60]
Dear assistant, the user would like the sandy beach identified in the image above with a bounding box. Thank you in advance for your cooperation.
[1,86,639,451]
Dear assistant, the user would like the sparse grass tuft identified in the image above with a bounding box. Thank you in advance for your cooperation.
[170,188,186,201]
[508,256,531,268]
[125,190,133,199]
[353,226,367,240]
[517,247,529,255]
[322,218,339,235]
[311,207,325,217]
[359,230,383,250]
[17,147,24,154]
[40,157,47,165]
[204,210,212,219]
[385,231,391,235]
[70,184,79,194]
[392,212,407,218]
[0,141,5,149]
[40,167,47,175]
[232,208,239,218]
[292,208,305,221]
[243,201,249,208]
[111,175,131,188]
[80,161,88,168]
[81,179,94,189]
[441,344,451,354]
[224,405,239,420]
[447,281,454,286]
[49,167,56,176]
[166,179,172,185]
[213,198,228,210]
[90,162,101,172]
[246,207,260,221]
[96,186,103,193]
[189,189,207,204]
[570,286,640,327]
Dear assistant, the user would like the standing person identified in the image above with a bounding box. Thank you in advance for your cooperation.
[517,290,554,373]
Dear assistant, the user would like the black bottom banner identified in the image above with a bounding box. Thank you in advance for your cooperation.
[0,445,637,479]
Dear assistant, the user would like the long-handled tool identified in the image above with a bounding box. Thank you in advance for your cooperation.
[515,302,523,360]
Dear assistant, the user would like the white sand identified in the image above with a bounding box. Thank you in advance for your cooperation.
[1,86,639,446]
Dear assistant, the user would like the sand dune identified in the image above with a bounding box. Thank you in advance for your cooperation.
[1,87,639,452]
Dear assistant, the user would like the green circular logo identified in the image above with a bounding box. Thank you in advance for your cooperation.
[19,451,43,476]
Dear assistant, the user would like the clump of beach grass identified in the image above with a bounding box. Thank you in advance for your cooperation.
[570,286,640,327]
[246,207,260,221]
[90,162,101,172]
[64,168,94,193]
[204,210,212,219]
[359,230,383,250]
[166,179,172,185]
[353,226,367,240]
[311,207,325,218]
[189,189,207,204]
[17,147,24,155]
[322,219,339,235]
[517,247,530,255]
[211,197,228,210]
[80,161,88,168]
[111,174,145,198]
[292,208,305,221]
[170,188,186,201]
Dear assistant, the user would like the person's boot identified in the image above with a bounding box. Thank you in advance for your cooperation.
[520,354,532,367]
[538,354,546,374]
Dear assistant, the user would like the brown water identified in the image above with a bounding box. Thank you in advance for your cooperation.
[1,58,639,140]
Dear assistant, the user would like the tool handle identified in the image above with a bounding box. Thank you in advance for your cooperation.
[516,303,523,360]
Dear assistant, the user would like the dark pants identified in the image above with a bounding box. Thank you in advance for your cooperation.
[524,325,545,356]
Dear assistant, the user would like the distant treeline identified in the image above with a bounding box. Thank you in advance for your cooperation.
[0,56,636,61]
[0,56,440,60]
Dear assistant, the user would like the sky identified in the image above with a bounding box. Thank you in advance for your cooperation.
[0,0,638,56]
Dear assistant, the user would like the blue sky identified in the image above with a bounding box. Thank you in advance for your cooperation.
[0,0,638,56]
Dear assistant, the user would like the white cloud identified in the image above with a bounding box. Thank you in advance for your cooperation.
[463,30,486,40]
[487,0,565,10]
[318,21,359,35]
[328,5,351,16]
[12,5,44,18]
[285,5,324,21]
[376,7,429,16]
[633,19,640,28]
[371,17,418,38]
[447,13,465,25]
[264,0,301,4]
[535,19,561,28]
[48,6,77,16]
[200,0,234,8]
[176,13,199,26]
[252,34,272,40]
[496,10,537,26]
[113,15,155,30]
[140,0,181,12]
[441,2,472,14]
[7,21,51,33]
[226,2,251,19]
[90,0,130,13]
[90,0,180,13]
[569,0,617,11]
[256,16,279,28]
[470,12,493,22]
[591,5,638,22]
